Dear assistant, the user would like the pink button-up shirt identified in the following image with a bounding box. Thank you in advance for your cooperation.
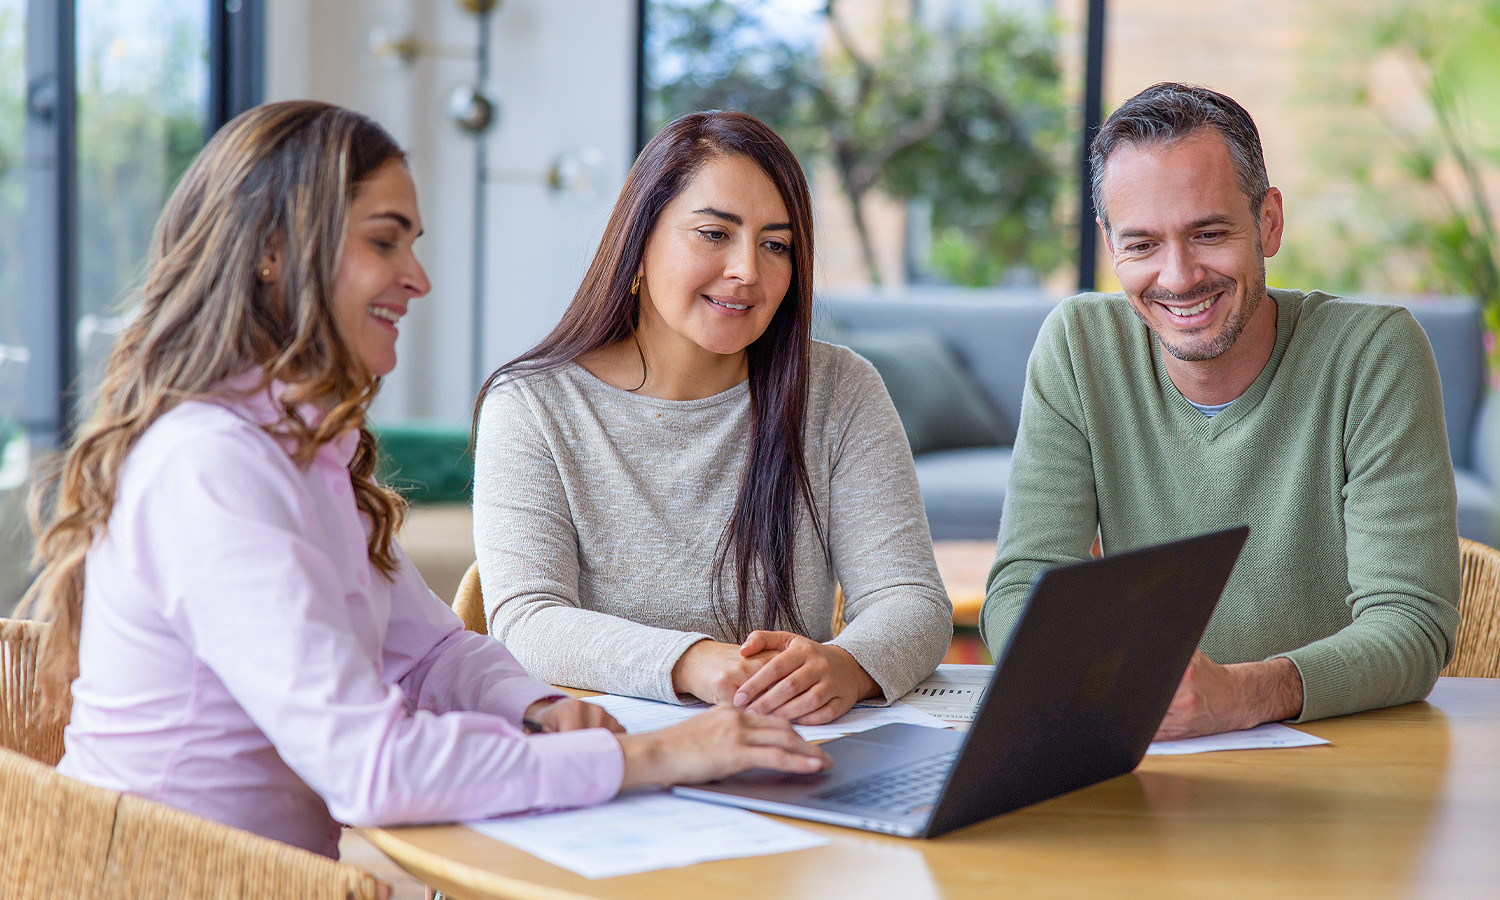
[57,379,624,858]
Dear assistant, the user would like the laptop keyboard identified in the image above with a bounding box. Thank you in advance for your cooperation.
[813,751,960,815]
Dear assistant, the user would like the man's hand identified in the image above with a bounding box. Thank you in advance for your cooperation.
[1154,652,1304,741]
[730,631,880,725]
[671,639,778,705]
[523,697,624,734]
[617,705,832,789]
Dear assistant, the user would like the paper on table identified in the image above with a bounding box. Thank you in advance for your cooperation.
[1145,722,1329,755]
[900,665,1331,755]
[898,664,993,723]
[582,694,707,732]
[582,693,951,739]
[465,791,828,879]
[794,702,950,740]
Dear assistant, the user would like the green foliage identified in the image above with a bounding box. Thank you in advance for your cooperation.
[1310,0,1500,362]
[647,0,1069,287]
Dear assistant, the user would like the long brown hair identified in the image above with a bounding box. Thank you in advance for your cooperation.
[24,100,408,716]
[474,109,824,639]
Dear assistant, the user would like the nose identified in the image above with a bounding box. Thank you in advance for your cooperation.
[401,253,431,298]
[1157,241,1203,296]
[722,236,760,286]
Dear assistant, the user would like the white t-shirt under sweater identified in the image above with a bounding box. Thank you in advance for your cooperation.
[474,340,953,704]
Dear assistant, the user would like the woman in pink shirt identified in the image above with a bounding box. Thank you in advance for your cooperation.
[24,100,828,859]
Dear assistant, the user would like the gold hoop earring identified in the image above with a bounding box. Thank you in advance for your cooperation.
[629,273,641,296]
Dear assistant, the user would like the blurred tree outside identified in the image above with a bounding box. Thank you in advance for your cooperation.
[647,0,1070,288]
[1303,0,1500,368]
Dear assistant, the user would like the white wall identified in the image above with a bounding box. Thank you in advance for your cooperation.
[265,0,636,423]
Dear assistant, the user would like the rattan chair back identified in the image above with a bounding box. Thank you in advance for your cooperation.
[0,745,384,899]
[1,617,67,765]
[1450,538,1500,677]
[453,562,488,635]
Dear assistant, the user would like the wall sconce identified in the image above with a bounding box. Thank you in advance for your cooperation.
[368,27,475,68]
[487,148,605,201]
[449,85,498,134]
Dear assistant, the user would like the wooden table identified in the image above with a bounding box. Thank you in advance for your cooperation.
[360,678,1500,900]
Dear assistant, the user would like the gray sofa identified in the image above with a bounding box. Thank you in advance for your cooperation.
[816,290,1499,545]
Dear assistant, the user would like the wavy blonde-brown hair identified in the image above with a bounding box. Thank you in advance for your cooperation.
[23,100,408,718]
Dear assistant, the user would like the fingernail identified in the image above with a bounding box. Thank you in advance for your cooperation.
[733,692,747,706]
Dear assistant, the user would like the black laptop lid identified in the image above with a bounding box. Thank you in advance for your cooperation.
[924,525,1249,837]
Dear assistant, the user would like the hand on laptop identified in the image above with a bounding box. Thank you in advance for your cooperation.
[1154,651,1305,740]
[730,631,881,725]
[617,706,832,789]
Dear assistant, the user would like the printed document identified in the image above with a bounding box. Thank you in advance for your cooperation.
[582,693,950,740]
[466,791,828,879]
[900,664,1330,754]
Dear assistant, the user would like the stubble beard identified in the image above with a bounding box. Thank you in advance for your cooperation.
[1141,260,1268,363]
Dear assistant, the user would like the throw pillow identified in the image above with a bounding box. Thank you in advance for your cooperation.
[837,329,1006,455]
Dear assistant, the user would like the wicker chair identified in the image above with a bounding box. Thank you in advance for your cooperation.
[453,562,489,635]
[1,617,67,766]
[2,617,387,898]
[0,745,385,899]
[1450,538,1500,678]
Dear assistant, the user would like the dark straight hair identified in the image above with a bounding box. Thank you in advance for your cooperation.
[473,109,824,640]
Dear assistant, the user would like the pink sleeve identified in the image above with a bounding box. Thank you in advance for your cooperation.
[140,428,622,826]
[380,547,567,724]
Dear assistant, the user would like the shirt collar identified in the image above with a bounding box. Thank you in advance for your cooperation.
[219,370,361,467]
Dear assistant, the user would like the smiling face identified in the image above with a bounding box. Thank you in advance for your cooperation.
[1099,130,1283,371]
[634,153,794,374]
[330,159,430,377]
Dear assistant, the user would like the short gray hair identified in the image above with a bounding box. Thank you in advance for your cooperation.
[1091,82,1269,232]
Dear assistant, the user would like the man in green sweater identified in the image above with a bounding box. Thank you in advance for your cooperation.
[981,82,1459,739]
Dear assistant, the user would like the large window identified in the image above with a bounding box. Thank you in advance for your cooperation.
[644,0,1500,309]
[643,0,1074,294]
[73,0,209,410]
[1,0,259,612]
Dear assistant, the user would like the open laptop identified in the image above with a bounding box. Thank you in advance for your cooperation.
[673,525,1249,838]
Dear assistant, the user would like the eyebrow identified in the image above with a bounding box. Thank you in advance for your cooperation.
[1114,215,1235,241]
[367,210,423,237]
[692,207,792,232]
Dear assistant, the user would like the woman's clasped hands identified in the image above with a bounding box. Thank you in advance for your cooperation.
[672,632,880,726]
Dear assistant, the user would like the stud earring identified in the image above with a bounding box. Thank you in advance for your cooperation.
[261,268,272,278]
[629,273,641,295]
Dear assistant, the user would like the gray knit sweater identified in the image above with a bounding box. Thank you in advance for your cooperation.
[474,340,952,704]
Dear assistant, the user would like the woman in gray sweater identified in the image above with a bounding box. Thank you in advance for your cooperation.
[473,111,951,725]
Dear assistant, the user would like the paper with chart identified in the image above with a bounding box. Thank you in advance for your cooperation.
[466,791,828,879]
[898,664,993,722]
[582,693,950,740]
[898,664,1329,754]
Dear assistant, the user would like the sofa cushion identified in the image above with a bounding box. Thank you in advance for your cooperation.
[1402,300,1486,471]
[913,446,1012,540]
[1455,466,1498,544]
[838,330,1007,455]
[818,291,1057,444]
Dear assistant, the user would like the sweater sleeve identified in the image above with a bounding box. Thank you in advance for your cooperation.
[1276,309,1461,721]
[473,382,711,703]
[821,350,952,702]
[981,306,1100,652]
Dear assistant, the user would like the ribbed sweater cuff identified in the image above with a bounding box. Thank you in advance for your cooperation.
[1277,644,1350,723]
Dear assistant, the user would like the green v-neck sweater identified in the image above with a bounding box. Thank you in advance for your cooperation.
[982,289,1460,722]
